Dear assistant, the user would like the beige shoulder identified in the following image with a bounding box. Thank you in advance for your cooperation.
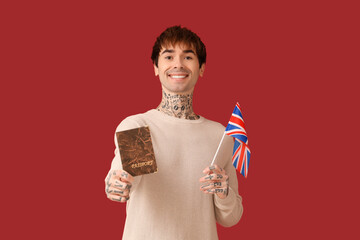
[115,113,148,133]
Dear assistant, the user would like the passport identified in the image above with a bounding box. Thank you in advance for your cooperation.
[115,126,158,176]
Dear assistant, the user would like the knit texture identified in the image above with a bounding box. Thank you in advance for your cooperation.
[106,109,243,240]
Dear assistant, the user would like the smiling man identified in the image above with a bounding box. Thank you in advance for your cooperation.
[105,26,243,240]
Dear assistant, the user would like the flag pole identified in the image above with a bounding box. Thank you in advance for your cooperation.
[211,132,226,166]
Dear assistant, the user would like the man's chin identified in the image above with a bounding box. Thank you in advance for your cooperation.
[162,87,194,95]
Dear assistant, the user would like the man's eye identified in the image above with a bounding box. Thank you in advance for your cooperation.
[165,56,172,60]
[185,56,193,60]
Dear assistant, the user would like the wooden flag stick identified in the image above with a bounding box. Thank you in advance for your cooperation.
[211,132,226,166]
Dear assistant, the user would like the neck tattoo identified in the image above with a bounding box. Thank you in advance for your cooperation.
[156,91,200,120]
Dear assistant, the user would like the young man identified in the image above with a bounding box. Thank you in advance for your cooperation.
[105,26,243,240]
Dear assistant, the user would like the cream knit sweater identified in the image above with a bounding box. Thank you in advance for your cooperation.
[106,109,243,240]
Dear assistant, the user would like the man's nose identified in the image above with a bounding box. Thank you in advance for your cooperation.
[173,56,184,69]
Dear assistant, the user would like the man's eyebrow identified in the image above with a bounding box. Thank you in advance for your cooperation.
[160,49,174,55]
[183,49,196,55]
[160,49,196,55]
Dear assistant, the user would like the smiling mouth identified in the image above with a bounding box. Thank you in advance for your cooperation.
[168,74,189,79]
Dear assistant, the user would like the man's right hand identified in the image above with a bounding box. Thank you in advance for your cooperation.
[105,169,134,202]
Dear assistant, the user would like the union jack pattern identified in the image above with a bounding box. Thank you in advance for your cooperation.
[225,103,251,178]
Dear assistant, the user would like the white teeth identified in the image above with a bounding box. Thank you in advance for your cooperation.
[170,75,187,79]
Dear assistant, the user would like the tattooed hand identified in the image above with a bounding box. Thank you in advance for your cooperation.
[105,169,134,203]
[199,164,229,199]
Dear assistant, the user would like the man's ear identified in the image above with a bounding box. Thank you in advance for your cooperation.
[154,64,159,76]
[199,63,205,77]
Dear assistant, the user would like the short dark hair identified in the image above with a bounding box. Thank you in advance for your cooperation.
[151,25,206,68]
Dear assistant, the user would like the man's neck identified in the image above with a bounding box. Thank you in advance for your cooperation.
[156,90,200,120]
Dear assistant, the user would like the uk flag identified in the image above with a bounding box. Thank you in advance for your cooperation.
[225,103,251,178]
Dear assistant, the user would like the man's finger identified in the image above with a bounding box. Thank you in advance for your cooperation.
[107,194,129,203]
[113,180,132,191]
[203,187,228,194]
[119,170,134,183]
[199,173,228,182]
[200,181,225,190]
[108,178,132,191]
[202,164,224,175]
[110,169,134,183]
[107,186,129,197]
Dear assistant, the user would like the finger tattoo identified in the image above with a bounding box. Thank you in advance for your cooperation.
[205,175,214,180]
[105,175,111,193]
[214,182,222,187]
[114,190,124,195]
[111,196,122,202]
[201,183,211,189]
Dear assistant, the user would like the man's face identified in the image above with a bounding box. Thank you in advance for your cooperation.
[154,43,205,94]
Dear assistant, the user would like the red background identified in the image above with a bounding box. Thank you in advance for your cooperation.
[1,0,359,239]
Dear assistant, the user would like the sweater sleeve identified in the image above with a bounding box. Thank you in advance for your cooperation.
[213,135,244,227]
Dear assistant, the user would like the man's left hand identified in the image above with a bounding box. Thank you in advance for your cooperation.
[199,164,229,199]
